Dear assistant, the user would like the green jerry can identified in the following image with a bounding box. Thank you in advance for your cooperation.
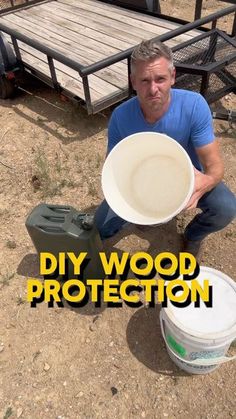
[25,203,105,281]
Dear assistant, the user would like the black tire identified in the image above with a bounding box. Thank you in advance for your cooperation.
[0,75,15,99]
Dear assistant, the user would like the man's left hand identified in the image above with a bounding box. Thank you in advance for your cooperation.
[185,167,213,210]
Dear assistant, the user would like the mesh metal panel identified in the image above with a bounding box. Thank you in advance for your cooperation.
[173,31,236,102]
[0,0,27,11]
[209,63,236,92]
[0,1,10,10]
[173,32,235,66]
[174,73,202,92]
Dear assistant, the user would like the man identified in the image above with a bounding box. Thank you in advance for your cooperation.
[95,40,236,258]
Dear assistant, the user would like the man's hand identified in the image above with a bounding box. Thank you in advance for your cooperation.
[186,168,214,210]
[185,141,224,210]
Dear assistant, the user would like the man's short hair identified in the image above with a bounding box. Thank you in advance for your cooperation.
[131,40,174,73]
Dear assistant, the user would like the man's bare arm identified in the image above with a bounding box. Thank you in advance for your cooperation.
[186,139,224,210]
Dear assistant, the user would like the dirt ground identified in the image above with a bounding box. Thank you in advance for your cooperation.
[0,1,236,419]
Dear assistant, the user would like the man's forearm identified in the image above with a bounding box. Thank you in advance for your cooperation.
[203,160,224,192]
[196,139,224,192]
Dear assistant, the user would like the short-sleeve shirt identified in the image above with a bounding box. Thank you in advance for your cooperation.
[108,89,215,170]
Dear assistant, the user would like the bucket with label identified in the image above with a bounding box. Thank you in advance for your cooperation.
[160,267,236,374]
[102,132,194,225]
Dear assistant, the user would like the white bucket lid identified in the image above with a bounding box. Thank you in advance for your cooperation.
[102,132,194,225]
[164,267,236,339]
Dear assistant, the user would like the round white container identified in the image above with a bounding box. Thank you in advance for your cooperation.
[160,267,236,374]
[102,132,194,225]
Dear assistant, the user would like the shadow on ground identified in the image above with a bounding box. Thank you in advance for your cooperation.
[0,73,109,144]
[102,218,182,256]
[126,305,189,377]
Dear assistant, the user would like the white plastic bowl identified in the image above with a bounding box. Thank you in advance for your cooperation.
[102,132,194,225]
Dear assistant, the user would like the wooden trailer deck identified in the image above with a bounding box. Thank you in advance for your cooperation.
[0,0,202,111]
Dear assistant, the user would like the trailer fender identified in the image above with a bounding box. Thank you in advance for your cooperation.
[0,32,18,98]
[0,31,17,75]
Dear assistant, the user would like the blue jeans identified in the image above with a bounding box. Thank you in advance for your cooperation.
[95,182,236,242]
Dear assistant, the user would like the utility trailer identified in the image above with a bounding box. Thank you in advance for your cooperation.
[0,0,235,115]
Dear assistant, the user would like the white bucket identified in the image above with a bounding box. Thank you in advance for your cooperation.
[160,267,236,374]
[102,132,194,225]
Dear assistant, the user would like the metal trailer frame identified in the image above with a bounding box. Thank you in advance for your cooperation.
[0,0,235,114]
[212,109,236,124]
[98,0,161,14]
[173,28,236,103]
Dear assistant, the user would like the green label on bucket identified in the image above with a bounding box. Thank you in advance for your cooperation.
[167,335,186,357]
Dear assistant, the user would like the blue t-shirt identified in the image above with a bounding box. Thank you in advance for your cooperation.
[108,89,215,170]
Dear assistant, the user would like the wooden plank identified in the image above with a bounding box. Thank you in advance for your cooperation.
[2,14,114,65]
[1,15,128,89]
[57,0,189,36]
[55,0,174,34]
[2,33,126,99]
[3,12,128,76]
[3,34,88,100]
[19,0,200,51]
[59,0,201,38]
[47,0,203,49]
[15,4,145,49]
[15,8,124,57]
[4,33,128,103]
[25,1,201,49]
[37,2,160,40]
[71,0,203,47]
[18,7,132,50]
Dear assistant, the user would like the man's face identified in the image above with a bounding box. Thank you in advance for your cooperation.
[131,57,176,114]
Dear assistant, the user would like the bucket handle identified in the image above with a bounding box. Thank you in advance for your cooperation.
[160,311,236,366]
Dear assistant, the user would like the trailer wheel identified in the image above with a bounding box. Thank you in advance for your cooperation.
[0,75,15,99]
